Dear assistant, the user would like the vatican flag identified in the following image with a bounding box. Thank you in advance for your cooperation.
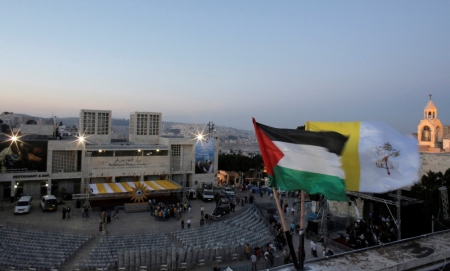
[305,121,420,193]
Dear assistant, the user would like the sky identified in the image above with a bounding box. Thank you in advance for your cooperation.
[1,1,449,134]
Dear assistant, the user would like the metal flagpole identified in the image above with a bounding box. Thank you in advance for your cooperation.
[272,187,299,270]
[298,190,305,270]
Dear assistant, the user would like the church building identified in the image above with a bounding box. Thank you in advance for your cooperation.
[417,95,450,152]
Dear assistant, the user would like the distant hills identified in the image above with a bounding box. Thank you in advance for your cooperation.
[55,117,259,154]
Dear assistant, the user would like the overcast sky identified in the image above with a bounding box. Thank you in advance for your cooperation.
[1,1,449,134]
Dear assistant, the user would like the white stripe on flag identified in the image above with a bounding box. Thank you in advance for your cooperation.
[358,122,420,192]
[274,141,345,179]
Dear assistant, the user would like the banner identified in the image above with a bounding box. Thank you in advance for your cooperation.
[195,138,214,174]
[0,141,48,173]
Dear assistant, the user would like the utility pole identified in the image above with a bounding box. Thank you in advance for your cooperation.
[83,151,92,211]
[396,189,402,240]
[207,121,215,141]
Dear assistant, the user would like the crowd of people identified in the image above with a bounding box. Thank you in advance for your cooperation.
[345,214,398,249]
[149,200,185,222]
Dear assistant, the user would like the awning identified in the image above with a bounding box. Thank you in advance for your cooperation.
[88,180,183,197]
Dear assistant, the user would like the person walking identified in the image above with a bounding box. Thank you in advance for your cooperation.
[83,205,89,218]
[113,207,119,219]
[251,254,257,271]
[200,205,204,217]
[99,222,103,232]
[245,244,251,260]
[102,210,106,223]
[66,206,71,219]
[106,209,111,224]
[187,218,191,229]
[265,252,274,267]
[181,220,185,229]
[62,207,67,220]
[310,240,318,257]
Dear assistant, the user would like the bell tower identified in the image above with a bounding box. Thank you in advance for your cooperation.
[417,95,443,151]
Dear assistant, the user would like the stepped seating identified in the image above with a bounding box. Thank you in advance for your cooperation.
[78,233,173,270]
[170,205,272,252]
[0,226,92,271]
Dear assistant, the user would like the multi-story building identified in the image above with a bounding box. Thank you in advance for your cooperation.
[0,110,218,203]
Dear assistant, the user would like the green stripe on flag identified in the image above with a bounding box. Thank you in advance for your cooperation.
[271,165,348,201]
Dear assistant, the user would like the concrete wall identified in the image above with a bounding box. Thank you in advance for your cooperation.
[328,198,364,223]
[443,139,450,152]
[419,152,450,177]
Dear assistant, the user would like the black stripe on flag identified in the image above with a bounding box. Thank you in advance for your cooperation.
[256,122,348,156]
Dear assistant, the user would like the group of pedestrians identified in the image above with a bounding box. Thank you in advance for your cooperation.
[246,242,277,270]
[151,201,185,222]
[61,206,71,220]
[101,209,113,224]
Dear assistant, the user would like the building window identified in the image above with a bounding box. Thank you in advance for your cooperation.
[91,150,114,157]
[171,145,181,171]
[149,114,160,135]
[97,112,110,135]
[129,115,135,136]
[83,112,96,135]
[171,145,181,157]
[52,151,78,173]
[137,114,148,135]
[115,150,143,156]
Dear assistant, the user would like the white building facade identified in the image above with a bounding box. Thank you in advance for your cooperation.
[0,110,218,201]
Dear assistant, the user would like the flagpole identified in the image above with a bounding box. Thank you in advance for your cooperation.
[298,190,305,270]
[272,187,299,270]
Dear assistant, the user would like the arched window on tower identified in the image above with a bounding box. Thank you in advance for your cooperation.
[427,111,433,119]
[422,126,431,142]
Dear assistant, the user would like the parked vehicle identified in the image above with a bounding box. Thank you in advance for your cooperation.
[14,196,33,214]
[277,190,287,196]
[219,193,230,204]
[211,204,231,220]
[222,187,235,197]
[197,182,214,201]
[40,195,58,211]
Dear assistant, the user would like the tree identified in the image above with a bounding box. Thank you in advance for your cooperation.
[218,154,263,173]
[410,168,450,219]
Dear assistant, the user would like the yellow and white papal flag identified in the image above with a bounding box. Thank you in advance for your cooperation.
[305,121,420,193]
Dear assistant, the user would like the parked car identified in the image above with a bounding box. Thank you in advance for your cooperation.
[14,196,33,215]
[278,190,287,196]
[40,195,58,211]
[219,193,230,204]
[211,204,231,220]
[222,187,235,197]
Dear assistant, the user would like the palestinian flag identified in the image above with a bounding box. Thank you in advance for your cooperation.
[253,118,349,201]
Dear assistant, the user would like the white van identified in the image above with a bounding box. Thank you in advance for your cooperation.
[40,195,58,211]
[14,196,33,214]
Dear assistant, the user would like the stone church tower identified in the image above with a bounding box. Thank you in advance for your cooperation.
[417,95,443,152]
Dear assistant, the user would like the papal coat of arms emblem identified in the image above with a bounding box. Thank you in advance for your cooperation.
[375,142,400,175]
